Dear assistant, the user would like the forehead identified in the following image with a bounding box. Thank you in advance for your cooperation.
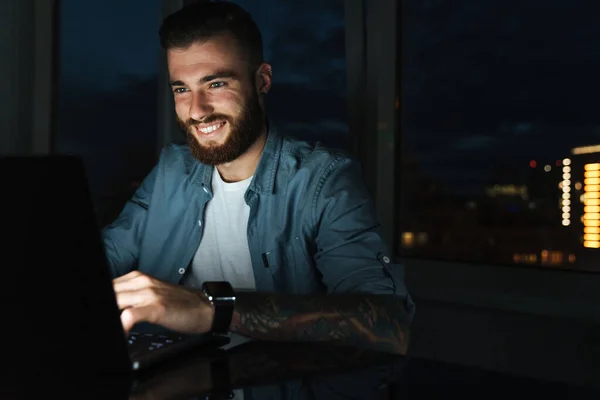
[167,35,248,79]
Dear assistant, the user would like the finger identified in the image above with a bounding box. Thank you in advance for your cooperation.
[115,288,155,310]
[112,270,144,284]
[113,273,154,293]
[121,305,160,334]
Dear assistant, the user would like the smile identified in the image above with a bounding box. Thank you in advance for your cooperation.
[196,122,226,134]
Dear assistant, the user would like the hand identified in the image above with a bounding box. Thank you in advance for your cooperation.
[113,271,214,334]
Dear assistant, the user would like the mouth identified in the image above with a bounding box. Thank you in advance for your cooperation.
[194,121,227,137]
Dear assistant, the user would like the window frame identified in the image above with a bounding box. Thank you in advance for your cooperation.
[3,0,56,155]
[345,0,399,248]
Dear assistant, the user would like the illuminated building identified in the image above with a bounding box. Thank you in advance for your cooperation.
[561,158,571,226]
[570,145,600,249]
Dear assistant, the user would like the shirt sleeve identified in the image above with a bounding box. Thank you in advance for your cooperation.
[101,163,158,279]
[312,154,415,319]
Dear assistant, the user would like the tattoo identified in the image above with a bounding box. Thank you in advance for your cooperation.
[229,293,410,355]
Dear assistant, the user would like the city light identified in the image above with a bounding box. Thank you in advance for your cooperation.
[561,161,571,227]
[584,163,600,248]
[401,232,415,248]
[516,250,569,265]
[572,144,600,155]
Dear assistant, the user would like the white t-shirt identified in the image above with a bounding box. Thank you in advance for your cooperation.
[182,167,256,290]
[181,167,255,399]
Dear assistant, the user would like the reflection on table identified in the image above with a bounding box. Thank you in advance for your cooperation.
[130,340,406,400]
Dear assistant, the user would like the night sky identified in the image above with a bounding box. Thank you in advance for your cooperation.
[56,0,600,202]
[58,0,162,89]
[402,0,600,194]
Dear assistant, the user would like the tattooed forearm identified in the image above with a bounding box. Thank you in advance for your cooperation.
[229,293,410,355]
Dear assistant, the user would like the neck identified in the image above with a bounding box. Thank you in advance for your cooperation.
[216,129,268,183]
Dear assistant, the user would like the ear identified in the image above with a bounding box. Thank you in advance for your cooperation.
[255,63,273,96]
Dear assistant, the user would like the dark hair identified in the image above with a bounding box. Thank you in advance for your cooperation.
[159,2,264,70]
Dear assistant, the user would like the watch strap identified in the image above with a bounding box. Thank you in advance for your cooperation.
[202,281,235,334]
[211,300,234,333]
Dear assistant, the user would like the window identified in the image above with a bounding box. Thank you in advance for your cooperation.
[55,0,162,226]
[398,0,600,272]
[227,0,349,151]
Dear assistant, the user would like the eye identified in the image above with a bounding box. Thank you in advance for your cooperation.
[173,87,188,94]
[210,81,226,89]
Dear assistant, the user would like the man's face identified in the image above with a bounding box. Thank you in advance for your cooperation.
[167,35,264,165]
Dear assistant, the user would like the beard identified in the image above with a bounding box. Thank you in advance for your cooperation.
[177,90,264,166]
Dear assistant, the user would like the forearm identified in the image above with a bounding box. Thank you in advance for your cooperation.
[229,292,410,355]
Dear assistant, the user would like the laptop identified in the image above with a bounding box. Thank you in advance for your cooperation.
[0,154,229,378]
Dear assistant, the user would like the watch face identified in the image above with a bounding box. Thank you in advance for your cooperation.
[203,281,235,302]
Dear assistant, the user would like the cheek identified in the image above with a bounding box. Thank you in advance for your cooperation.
[174,97,191,119]
[214,91,244,112]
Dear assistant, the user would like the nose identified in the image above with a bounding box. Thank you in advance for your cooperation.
[189,91,214,121]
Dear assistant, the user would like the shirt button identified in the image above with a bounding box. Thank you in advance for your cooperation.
[382,256,390,264]
[178,268,185,275]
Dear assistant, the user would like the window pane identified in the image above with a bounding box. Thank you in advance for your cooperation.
[399,0,600,271]
[55,0,162,226]
[227,0,349,150]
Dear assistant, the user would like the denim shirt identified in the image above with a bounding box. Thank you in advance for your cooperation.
[102,128,414,317]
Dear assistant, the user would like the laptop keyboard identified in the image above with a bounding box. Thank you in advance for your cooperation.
[127,331,186,356]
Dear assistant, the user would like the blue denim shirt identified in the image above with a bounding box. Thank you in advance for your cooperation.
[102,128,414,317]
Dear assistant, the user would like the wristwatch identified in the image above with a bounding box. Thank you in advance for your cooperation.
[201,281,236,333]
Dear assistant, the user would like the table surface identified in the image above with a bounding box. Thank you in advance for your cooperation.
[2,335,594,399]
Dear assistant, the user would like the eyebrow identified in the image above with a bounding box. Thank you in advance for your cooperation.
[168,70,239,87]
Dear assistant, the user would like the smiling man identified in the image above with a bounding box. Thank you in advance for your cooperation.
[104,1,414,355]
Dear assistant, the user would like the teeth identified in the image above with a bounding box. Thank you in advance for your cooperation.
[198,122,223,134]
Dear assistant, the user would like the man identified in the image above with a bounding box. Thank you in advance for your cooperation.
[104,1,414,355]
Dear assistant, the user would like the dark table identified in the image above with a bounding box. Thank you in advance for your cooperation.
[4,339,404,400]
[3,339,595,399]
[130,340,405,400]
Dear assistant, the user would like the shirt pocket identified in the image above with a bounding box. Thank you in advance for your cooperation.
[261,244,292,292]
